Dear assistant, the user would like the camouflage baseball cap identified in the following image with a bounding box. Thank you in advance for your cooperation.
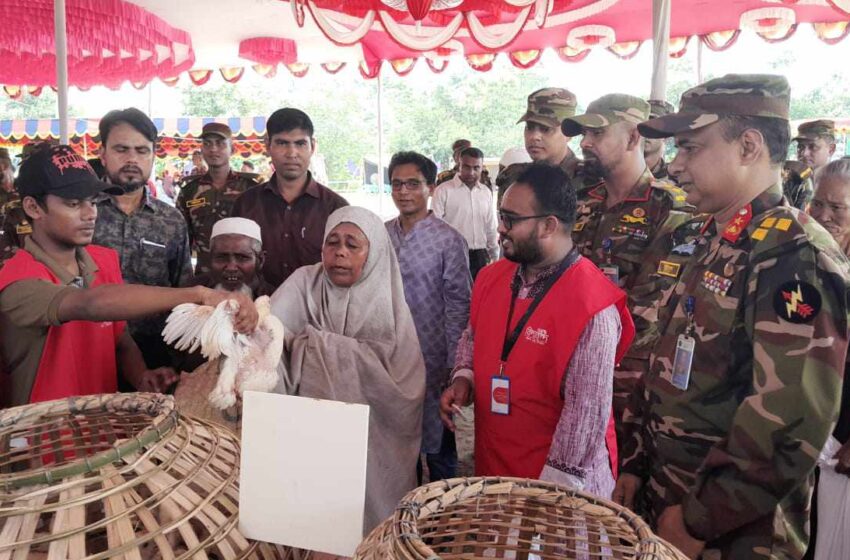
[793,119,835,142]
[648,99,675,119]
[561,94,650,136]
[638,74,790,139]
[517,88,578,129]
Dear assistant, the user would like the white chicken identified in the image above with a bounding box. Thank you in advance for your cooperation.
[162,295,284,409]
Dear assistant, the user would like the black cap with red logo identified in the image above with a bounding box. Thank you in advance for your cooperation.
[16,144,121,199]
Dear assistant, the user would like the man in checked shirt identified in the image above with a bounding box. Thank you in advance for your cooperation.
[93,108,193,369]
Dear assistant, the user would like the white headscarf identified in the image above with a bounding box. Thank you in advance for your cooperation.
[270,206,425,533]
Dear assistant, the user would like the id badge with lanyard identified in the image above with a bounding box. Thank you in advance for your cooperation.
[492,248,579,415]
[671,296,696,391]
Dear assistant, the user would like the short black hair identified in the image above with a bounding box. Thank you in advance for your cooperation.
[99,108,157,146]
[452,138,471,152]
[720,116,790,166]
[460,147,484,160]
[388,151,437,185]
[514,163,576,227]
[267,108,314,138]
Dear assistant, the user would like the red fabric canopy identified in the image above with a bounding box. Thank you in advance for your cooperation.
[0,0,194,88]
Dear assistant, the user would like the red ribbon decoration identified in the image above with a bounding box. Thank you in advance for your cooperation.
[321,62,347,74]
[219,67,246,83]
[390,58,417,76]
[508,49,542,69]
[188,70,213,86]
[699,30,740,51]
[555,46,590,63]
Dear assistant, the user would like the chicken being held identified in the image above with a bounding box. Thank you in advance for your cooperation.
[162,295,284,409]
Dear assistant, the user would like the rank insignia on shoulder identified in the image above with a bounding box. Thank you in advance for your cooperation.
[573,222,585,232]
[657,260,681,278]
[186,197,208,209]
[701,271,732,296]
[773,281,821,323]
[672,242,696,256]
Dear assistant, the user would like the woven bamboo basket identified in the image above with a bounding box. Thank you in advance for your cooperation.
[355,477,688,560]
[0,392,306,560]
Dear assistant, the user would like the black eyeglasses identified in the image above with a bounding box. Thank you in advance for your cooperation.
[391,179,426,191]
[498,212,555,230]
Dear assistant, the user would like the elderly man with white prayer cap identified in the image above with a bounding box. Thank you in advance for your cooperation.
[190,217,274,299]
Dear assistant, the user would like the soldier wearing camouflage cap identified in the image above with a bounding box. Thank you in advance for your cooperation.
[176,122,260,275]
[794,119,836,171]
[562,94,694,446]
[495,88,580,203]
[644,100,675,181]
[614,74,850,560]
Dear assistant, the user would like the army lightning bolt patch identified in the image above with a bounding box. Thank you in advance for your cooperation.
[773,281,821,324]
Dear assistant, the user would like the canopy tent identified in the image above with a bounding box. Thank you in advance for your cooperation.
[2,0,850,91]
[0,117,269,159]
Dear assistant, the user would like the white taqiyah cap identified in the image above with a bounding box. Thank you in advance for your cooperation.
[211,217,262,244]
[499,146,532,168]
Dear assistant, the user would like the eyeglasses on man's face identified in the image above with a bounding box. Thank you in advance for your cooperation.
[497,212,554,230]
[391,179,426,191]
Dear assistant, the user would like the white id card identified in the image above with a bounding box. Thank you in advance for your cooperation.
[491,375,510,415]
[671,334,695,390]
[600,264,620,285]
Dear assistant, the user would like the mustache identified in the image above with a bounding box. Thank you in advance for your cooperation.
[581,151,598,160]
[120,165,144,175]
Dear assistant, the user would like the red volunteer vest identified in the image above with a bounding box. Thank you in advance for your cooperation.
[471,257,634,479]
[0,245,125,403]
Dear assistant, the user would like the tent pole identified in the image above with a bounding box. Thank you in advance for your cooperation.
[54,0,69,144]
[650,0,671,100]
[696,38,704,84]
[376,70,384,217]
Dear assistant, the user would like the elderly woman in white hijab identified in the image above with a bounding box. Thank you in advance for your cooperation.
[270,206,426,535]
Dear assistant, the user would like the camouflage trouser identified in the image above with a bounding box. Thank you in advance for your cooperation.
[642,461,813,559]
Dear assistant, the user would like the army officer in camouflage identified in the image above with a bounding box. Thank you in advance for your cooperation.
[644,100,675,181]
[561,94,693,440]
[176,123,259,274]
[614,74,850,560]
[495,88,581,202]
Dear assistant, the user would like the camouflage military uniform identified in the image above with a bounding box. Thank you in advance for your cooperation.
[572,170,693,421]
[621,75,850,559]
[176,170,258,274]
[782,160,814,211]
[560,95,695,438]
[0,192,32,266]
[497,88,581,203]
[646,100,676,182]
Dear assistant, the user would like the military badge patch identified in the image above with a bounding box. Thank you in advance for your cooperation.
[620,214,648,225]
[186,197,208,209]
[773,281,821,323]
[657,260,681,278]
[701,271,732,295]
[632,207,646,218]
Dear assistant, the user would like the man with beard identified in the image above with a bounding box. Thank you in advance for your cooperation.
[645,100,675,181]
[93,108,193,369]
[563,95,694,445]
[496,88,581,204]
[439,163,634,497]
[232,108,348,289]
[176,123,259,275]
[432,147,499,279]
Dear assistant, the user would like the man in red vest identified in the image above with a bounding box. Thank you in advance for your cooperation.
[440,163,635,498]
[0,144,257,408]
